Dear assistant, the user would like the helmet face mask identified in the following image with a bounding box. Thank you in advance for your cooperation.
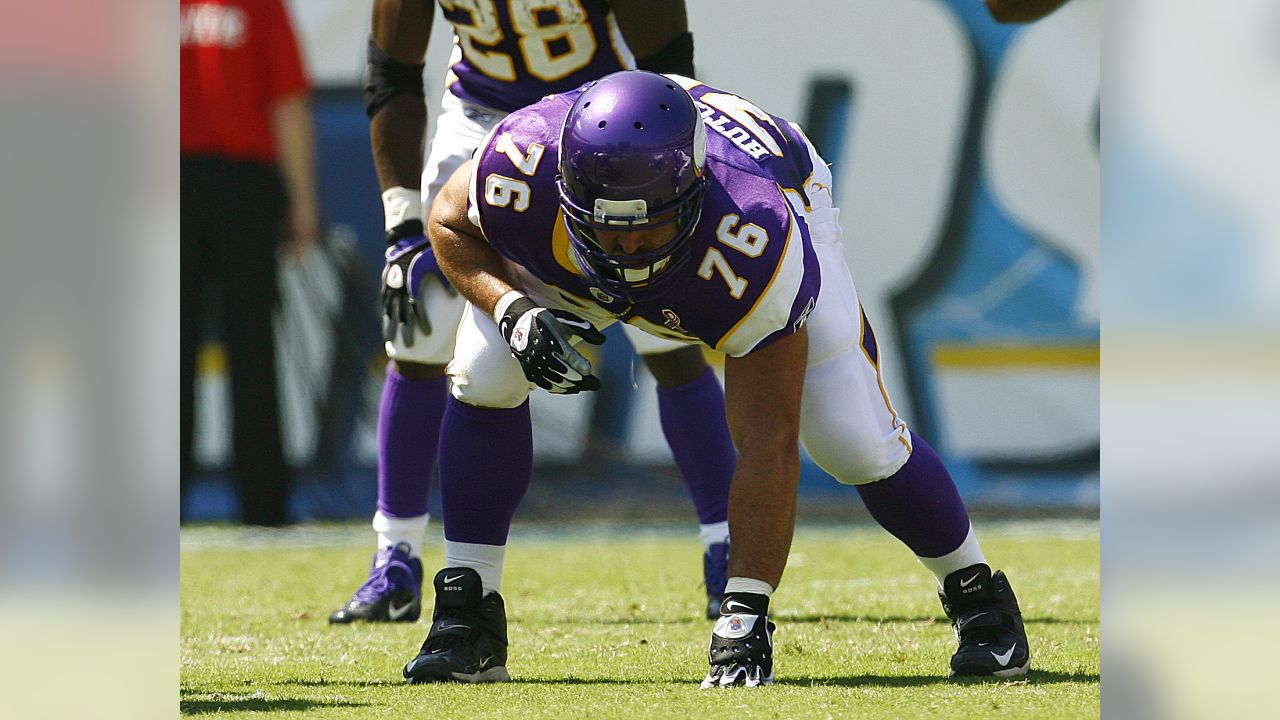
[556,71,708,302]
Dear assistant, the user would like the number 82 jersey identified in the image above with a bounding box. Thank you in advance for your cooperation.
[467,76,824,357]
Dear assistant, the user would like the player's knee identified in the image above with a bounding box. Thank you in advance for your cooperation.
[450,374,529,408]
[806,432,911,486]
[640,345,708,387]
[447,355,530,409]
[389,359,447,381]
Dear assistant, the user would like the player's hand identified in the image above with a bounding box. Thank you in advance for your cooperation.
[498,296,605,394]
[701,593,775,688]
[382,220,455,346]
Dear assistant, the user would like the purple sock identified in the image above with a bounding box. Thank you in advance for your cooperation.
[657,367,734,525]
[376,367,448,518]
[439,397,533,546]
[854,432,971,558]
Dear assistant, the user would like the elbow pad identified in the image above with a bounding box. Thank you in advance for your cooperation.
[636,31,695,77]
[364,36,426,118]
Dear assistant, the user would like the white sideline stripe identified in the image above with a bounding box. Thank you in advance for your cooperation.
[180,519,1097,552]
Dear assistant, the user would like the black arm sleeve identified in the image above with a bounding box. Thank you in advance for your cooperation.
[636,31,695,77]
[363,36,426,119]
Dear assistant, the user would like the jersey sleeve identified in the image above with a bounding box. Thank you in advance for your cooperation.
[464,97,571,266]
[466,125,504,237]
[714,188,822,358]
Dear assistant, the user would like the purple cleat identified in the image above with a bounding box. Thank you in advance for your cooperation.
[329,542,424,624]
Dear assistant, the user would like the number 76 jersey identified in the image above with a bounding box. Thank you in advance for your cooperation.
[467,76,825,357]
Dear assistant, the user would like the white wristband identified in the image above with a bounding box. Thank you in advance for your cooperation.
[492,290,529,325]
[724,577,775,598]
[382,187,423,231]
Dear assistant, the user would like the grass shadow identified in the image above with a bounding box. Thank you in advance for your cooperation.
[775,613,1094,625]
[545,613,1094,626]
[180,697,369,714]
[274,678,406,688]
[468,669,1099,687]
[777,669,1100,688]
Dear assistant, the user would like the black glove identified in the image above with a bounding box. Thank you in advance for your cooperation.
[497,296,605,394]
[701,592,775,688]
[382,220,455,346]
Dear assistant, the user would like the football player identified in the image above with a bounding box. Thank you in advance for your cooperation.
[400,71,1032,685]
[329,1,735,626]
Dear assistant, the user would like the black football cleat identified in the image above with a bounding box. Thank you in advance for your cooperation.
[403,567,510,684]
[703,542,729,620]
[328,543,423,624]
[939,563,1031,678]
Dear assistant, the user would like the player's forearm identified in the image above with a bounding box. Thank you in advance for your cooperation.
[371,97,427,192]
[722,330,808,588]
[726,448,800,588]
[271,94,319,212]
[368,0,432,193]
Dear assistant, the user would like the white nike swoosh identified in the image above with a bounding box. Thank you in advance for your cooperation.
[960,572,981,587]
[958,612,989,630]
[387,601,415,620]
[435,623,469,632]
[442,574,465,584]
[991,646,1016,666]
[724,601,752,612]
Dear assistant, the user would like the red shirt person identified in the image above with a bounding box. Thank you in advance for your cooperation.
[180,0,318,525]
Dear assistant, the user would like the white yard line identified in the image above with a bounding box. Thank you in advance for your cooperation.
[180,518,1098,552]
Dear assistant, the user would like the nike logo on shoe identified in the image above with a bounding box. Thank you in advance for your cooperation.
[388,600,416,620]
[435,623,469,632]
[991,646,1016,666]
[442,574,466,584]
[957,612,988,631]
[960,572,981,587]
[724,601,752,612]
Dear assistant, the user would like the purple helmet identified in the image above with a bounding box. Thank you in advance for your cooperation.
[556,71,707,301]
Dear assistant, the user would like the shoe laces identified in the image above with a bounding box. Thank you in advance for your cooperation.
[420,609,487,656]
[953,605,1013,647]
[352,548,415,605]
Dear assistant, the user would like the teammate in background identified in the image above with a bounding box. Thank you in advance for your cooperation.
[400,71,1033,685]
[984,0,1071,23]
[329,1,735,625]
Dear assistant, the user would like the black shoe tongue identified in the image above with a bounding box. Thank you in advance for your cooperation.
[944,563,993,606]
[434,567,483,608]
[719,592,769,616]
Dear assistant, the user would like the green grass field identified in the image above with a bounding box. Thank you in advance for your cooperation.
[181,520,1098,719]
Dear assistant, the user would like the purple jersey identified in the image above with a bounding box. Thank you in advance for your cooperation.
[468,77,823,357]
[437,0,635,113]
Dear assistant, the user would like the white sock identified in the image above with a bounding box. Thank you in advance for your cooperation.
[698,520,730,548]
[724,577,774,597]
[372,511,429,560]
[443,539,506,596]
[916,524,987,586]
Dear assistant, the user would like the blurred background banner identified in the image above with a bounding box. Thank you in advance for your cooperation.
[183,0,1100,521]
